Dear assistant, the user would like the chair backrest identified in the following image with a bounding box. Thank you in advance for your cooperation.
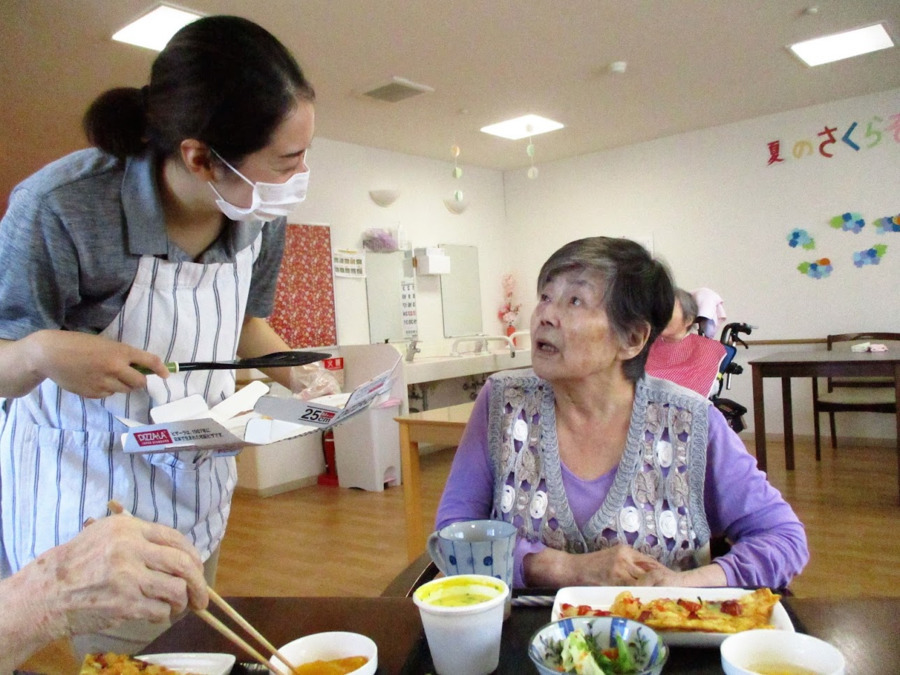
[826,332,900,391]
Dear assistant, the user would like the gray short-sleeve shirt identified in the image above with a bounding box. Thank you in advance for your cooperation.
[0,148,285,339]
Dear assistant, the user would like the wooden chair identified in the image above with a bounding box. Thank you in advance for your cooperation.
[812,332,900,460]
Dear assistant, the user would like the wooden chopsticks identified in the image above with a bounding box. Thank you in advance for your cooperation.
[198,589,300,674]
[102,501,297,673]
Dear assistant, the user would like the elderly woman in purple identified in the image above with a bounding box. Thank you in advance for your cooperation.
[436,237,808,589]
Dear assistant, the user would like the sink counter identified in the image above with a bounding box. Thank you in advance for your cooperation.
[403,350,531,385]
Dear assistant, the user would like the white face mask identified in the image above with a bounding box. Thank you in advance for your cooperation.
[208,149,309,222]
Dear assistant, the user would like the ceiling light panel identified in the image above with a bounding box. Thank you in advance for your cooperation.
[480,114,564,140]
[789,23,895,67]
[112,4,204,51]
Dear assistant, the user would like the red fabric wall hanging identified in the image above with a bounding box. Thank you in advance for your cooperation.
[267,223,337,348]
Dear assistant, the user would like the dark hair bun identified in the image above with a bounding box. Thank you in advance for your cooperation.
[82,87,147,159]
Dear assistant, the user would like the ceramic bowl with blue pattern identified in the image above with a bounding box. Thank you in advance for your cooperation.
[529,616,668,675]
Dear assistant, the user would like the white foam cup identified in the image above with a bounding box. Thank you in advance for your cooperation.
[412,574,509,675]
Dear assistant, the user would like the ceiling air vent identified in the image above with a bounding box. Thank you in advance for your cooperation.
[361,76,434,103]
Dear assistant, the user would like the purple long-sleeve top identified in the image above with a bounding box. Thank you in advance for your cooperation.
[435,379,809,589]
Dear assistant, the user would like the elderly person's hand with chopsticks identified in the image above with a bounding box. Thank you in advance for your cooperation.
[0,512,207,672]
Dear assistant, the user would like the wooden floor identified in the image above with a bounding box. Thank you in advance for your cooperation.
[216,437,900,599]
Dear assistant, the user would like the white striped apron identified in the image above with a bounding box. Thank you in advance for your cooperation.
[0,234,260,574]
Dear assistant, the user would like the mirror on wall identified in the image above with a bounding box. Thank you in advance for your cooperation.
[440,244,483,338]
[366,250,416,343]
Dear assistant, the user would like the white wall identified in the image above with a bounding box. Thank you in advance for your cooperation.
[287,139,508,348]
[280,88,899,442]
[503,87,900,441]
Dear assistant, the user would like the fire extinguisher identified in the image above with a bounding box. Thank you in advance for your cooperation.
[317,429,339,486]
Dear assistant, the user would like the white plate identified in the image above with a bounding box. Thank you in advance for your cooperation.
[550,586,794,648]
[136,653,236,675]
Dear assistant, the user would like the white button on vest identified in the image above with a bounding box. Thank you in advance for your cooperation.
[513,419,528,442]
[659,509,678,538]
[619,506,641,533]
[656,440,673,468]
[501,485,515,513]
[530,490,548,519]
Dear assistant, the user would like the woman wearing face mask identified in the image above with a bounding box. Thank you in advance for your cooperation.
[0,16,312,653]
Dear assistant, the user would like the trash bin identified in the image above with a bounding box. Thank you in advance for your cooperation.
[333,398,402,491]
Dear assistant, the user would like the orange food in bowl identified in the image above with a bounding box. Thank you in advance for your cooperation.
[292,656,368,674]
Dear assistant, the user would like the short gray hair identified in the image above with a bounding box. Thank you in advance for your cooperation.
[675,288,698,324]
[536,237,674,381]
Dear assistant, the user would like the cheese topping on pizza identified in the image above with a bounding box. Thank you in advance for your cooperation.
[610,588,780,633]
[560,588,780,633]
[80,653,194,675]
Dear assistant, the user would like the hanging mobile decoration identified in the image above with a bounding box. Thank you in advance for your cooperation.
[526,134,539,179]
[444,144,468,214]
[451,144,463,200]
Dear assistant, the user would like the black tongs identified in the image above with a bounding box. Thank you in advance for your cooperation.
[136,350,331,374]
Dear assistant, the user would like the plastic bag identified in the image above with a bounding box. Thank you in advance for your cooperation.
[290,361,342,400]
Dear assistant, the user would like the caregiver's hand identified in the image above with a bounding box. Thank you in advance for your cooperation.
[11,329,168,398]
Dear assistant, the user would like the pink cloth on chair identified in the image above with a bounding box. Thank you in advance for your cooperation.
[646,334,728,397]
[692,287,727,338]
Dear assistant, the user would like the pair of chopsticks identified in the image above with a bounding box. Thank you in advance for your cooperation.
[196,591,299,673]
[100,501,298,673]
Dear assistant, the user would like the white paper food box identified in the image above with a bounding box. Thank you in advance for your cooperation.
[120,362,397,454]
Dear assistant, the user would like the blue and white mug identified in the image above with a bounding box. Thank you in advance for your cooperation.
[427,519,517,615]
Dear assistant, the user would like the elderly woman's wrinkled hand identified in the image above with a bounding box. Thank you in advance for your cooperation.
[577,545,668,586]
[35,513,208,637]
[634,560,729,588]
[632,565,685,587]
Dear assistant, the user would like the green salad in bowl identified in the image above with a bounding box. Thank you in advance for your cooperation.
[529,616,668,675]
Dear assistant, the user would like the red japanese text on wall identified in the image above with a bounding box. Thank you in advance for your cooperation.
[766,111,900,166]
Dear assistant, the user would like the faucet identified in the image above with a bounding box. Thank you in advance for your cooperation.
[483,335,516,358]
[405,338,421,362]
[451,336,486,357]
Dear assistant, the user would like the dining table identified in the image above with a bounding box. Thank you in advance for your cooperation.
[749,349,900,500]
[144,590,900,674]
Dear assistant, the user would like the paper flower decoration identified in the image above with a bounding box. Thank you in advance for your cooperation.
[874,215,900,234]
[786,228,815,249]
[497,273,522,329]
[853,244,887,267]
[829,212,865,233]
[361,228,398,252]
[797,258,833,279]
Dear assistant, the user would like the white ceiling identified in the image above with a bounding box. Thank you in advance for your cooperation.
[2,0,899,184]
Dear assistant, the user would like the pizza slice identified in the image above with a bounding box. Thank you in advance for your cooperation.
[558,602,612,619]
[609,587,780,633]
[80,653,190,675]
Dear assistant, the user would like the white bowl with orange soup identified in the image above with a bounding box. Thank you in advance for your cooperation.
[269,631,377,675]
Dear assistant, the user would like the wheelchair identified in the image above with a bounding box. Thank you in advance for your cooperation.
[711,322,754,432]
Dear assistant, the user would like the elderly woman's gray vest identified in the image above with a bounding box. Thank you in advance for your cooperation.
[486,370,712,569]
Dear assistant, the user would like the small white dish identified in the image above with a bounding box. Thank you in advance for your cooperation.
[271,631,377,675]
[721,629,846,674]
[137,653,235,675]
